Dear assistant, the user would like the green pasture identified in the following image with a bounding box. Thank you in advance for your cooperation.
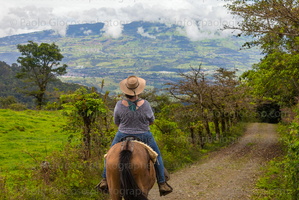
[0,109,68,175]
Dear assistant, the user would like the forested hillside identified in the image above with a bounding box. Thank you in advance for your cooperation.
[0,61,84,108]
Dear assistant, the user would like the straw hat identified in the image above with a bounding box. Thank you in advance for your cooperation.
[119,76,146,95]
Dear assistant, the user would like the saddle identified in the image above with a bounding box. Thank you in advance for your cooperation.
[120,136,141,142]
[105,136,158,163]
[121,136,158,163]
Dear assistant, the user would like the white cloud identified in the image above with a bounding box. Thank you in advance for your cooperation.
[103,19,123,38]
[83,29,93,35]
[0,0,238,40]
[184,20,201,41]
[137,27,156,39]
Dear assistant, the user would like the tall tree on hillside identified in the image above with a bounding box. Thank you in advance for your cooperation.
[226,0,299,106]
[16,41,67,109]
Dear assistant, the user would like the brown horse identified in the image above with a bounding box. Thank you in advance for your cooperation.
[105,139,156,200]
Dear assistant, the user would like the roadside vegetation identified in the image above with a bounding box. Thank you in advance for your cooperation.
[252,115,299,200]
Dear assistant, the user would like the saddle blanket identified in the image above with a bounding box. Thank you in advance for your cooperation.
[104,140,158,163]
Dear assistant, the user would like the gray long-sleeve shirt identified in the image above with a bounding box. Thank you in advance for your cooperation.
[113,99,155,134]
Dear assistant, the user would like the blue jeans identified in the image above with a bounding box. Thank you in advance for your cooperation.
[102,131,166,183]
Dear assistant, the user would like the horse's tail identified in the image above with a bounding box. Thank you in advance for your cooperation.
[119,142,148,200]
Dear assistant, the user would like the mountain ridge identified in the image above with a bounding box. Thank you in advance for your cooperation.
[0,21,262,93]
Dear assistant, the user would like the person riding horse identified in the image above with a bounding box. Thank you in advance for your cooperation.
[97,75,173,196]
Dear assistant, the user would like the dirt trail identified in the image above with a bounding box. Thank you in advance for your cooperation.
[148,123,282,200]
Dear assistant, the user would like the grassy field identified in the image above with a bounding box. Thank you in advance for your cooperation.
[0,109,110,200]
[0,109,68,176]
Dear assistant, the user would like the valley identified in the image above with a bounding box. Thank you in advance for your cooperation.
[0,21,262,94]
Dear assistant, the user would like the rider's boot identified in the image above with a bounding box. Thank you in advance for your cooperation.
[158,182,173,196]
[95,178,108,193]
[164,168,170,181]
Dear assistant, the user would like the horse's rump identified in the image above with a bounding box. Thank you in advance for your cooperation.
[106,140,156,200]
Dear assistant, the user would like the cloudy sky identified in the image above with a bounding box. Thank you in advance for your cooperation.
[1,0,239,40]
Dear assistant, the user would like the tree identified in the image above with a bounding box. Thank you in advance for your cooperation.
[166,66,246,145]
[226,1,299,106]
[60,87,110,160]
[242,52,299,106]
[226,0,299,52]
[166,66,212,141]
[16,41,67,109]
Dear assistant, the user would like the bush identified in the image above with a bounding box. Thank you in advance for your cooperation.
[28,145,108,200]
[253,112,299,200]
[44,102,60,110]
[0,96,17,108]
[152,118,204,171]
[1,144,109,200]
[8,103,27,111]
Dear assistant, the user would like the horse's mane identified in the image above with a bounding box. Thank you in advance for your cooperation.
[119,140,148,200]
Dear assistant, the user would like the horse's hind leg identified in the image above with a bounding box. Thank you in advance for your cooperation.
[108,180,122,200]
[109,190,122,200]
[109,193,122,200]
[107,161,122,200]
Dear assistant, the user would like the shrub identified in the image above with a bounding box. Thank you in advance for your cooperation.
[0,96,17,108]
[8,103,27,111]
[254,113,299,200]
